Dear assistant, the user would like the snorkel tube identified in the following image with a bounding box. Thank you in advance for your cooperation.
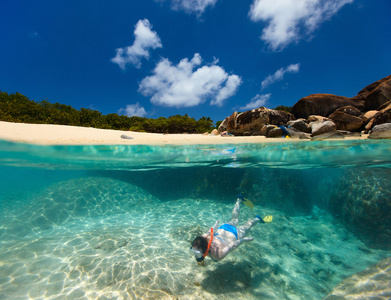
[201,227,214,260]
[190,227,214,262]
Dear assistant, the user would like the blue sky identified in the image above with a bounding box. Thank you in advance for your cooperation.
[1,0,390,123]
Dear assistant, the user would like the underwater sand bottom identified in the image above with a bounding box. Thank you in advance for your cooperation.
[0,197,389,300]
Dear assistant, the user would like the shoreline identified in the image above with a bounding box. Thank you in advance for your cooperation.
[0,121,367,145]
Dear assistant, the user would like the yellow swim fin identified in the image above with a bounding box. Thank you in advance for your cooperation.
[243,198,254,210]
[262,215,273,223]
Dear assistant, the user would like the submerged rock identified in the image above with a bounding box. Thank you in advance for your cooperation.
[324,257,391,299]
[238,168,312,215]
[5,177,158,235]
[329,168,391,250]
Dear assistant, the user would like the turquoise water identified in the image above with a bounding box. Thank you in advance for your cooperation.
[0,139,390,299]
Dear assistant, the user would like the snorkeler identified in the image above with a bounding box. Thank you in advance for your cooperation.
[190,194,273,264]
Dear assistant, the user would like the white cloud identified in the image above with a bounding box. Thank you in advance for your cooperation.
[118,103,147,117]
[240,93,271,110]
[212,74,242,106]
[156,0,218,15]
[139,53,242,107]
[261,63,300,89]
[249,0,353,50]
[111,19,162,69]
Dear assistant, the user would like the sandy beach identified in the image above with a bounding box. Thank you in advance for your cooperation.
[0,121,367,145]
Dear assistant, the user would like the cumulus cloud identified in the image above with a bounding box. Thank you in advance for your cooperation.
[261,63,300,89]
[111,19,162,69]
[212,74,242,106]
[240,93,271,110]
[249,0,353,50]
[118,103,147,117]
[139,53,242,107]
[156,0,218,15]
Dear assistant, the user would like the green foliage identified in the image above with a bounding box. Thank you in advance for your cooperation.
[274,105,292,113]
[0,91,215,134]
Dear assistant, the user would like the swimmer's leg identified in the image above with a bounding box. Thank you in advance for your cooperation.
[227,195,242,227]
[237,217,260,239]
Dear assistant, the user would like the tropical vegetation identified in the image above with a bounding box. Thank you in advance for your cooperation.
[0,91,215,134]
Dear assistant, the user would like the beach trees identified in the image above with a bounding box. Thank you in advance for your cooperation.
[0,91,216,134]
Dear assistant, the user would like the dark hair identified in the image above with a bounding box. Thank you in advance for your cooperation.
[192,236,208,262]
[192,236,208,253]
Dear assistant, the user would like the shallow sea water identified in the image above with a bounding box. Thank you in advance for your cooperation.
[0,139,390,299]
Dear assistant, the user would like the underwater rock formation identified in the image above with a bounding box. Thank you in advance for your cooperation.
[100,167,245,202]
[329,168,391,250]
[324,256,391,299]
[2,177,158,238]
[238,168,312,215]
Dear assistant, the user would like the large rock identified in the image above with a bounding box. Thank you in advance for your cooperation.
[311,120,336,136]
[368,123,391,139]
[311,131,345,140]
[351,74,391,111]
[291,94,363,119]
[226,111,238,132]
[228,107,295,135]
[286,127,311,139]
[260,124,276,136]
[367,102,391,130]
[324,257,391,300]
[267,127,284,138]
[329,168,391,250]
[308,115,330,123]
[334,105,362,117]
[287,119,310,133]
[217,118,228,133]
[362,110,378,123]
[328,110,363,131]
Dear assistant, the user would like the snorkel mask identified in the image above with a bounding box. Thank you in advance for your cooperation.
[189,247,204,262]
[190,228,214,263]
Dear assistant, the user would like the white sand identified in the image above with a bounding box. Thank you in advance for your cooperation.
[0,121,366,145]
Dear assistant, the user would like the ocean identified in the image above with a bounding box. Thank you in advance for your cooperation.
[0,139,390,299]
